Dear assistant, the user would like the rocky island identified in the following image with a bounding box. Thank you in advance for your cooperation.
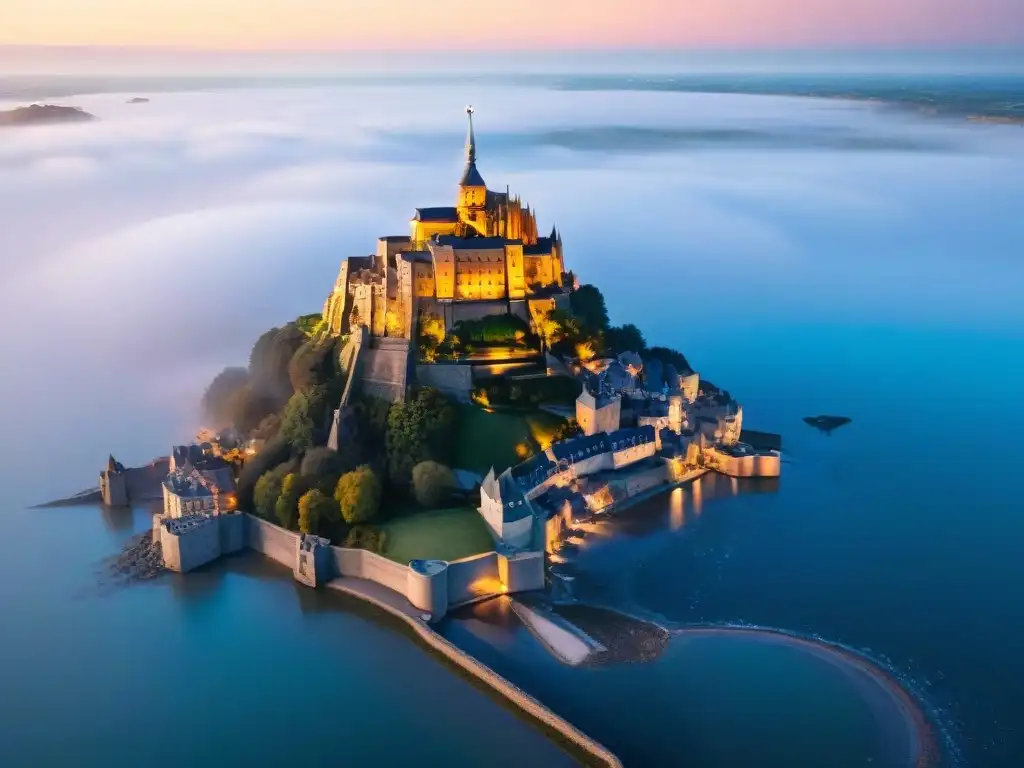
[803,414,852,434]
[127,97,150,104]
[86,106,952,768]
[0,104,96,127]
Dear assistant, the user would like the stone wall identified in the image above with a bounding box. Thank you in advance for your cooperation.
[446,552,500,606]
[607,461,670,499]
[499,550,545,593]
[218,513,246,555]
[246,514,300,568]
[329,546,410,595]
[359,339,410,403]
[414,364,474,401]
[160,515,220,573]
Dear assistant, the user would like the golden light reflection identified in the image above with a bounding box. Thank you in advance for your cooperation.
[692,477,704,518]
[469,576,505,597]
[669,487,685,531]
[730,477,739,497]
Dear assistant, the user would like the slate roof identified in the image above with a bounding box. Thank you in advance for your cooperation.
[413,206,458,222]
[435,234,515,249]
[481,468,533,523]
[549,433,609,463]
[524,237,555,256]
[459,160,486,187]
[607,425,655,451]
[380,235,411,243]
[510,452,556,490]
[163,470,214,498]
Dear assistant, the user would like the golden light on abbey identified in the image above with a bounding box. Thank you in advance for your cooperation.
[323,108,569,346]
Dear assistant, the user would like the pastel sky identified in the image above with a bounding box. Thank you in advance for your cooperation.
[1,0,1022,49]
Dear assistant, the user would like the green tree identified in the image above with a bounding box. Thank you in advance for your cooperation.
[334,465,382,525]
[280,385,331,453]
[288,338,336,392]
[646,345,692,374]
[235,435,292,511]
[300,446,346,494]
[344,525,387,554]
[298,489,337,535]
[227,385,280,435]
[411,460,456,508]
[201,367,249,429]
[385,388,457,487]
[605,323,647,354]
[253,463,292,520]
[276,473,311,530]
[551,418,583,443]
[570,284,610,333]
[249,323,305,405]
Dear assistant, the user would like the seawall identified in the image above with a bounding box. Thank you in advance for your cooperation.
[236,514,618,765]
[326,580,622,768]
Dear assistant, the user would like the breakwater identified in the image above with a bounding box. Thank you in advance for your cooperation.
[522,602,942,768]
[327,580,622,768]
[218,514,622,766]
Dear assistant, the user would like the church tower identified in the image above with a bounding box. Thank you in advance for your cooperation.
[457,106,488,229]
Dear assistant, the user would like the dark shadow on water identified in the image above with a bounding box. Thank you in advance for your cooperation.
[100,504,135,533]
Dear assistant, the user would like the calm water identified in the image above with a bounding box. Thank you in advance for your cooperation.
[440,323,1024,767]
[0,502,577,767]
[1,71,1023,767]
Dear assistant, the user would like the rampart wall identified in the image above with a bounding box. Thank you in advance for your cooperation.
[446,552,500,606]
[414,364,473,401]
[246,514,301,568]
[329,546,410,594]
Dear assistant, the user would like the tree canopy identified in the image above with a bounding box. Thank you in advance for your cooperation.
[236,435,291,511]
[279,385,331,453]
[605,323,647,355]
[288,338,337,393]
[249,323,305,405]
[298,489,337,535]
[201,367,249,429]
[253,462,293,520]
[385,388,457,487]
[411,460,456,508]
[334,465,382,525]
[646,345,692,374]
[570,284,610,334]
[276,473,311,530]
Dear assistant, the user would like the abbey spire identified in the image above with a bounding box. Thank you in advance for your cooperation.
[459,105,486,188]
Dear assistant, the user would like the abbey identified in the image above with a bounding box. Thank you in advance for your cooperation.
[323,107,570,341]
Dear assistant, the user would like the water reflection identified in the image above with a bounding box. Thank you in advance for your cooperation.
[99,504,134,532]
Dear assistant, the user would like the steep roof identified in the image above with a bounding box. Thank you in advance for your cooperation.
[459,161,486,188]
[460,106,486,188]
[482,467,532,523]
[414,206,458,222]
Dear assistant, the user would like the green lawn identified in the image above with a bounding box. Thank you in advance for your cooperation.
[453,404,566,475]
[379,506,495,564]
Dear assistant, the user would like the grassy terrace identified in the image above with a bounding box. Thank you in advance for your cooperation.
[379,506,495,564]
[453,404,566,475]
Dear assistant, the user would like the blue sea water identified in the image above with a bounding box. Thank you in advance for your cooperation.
[0,68,1022,767]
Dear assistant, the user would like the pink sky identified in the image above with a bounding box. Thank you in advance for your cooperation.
[0,0,1022,50]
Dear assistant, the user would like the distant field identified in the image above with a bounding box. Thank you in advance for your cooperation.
[379,506,495,565]
[453,405,565,475]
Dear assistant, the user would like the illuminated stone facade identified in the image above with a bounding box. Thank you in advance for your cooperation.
[323,108,568,341]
